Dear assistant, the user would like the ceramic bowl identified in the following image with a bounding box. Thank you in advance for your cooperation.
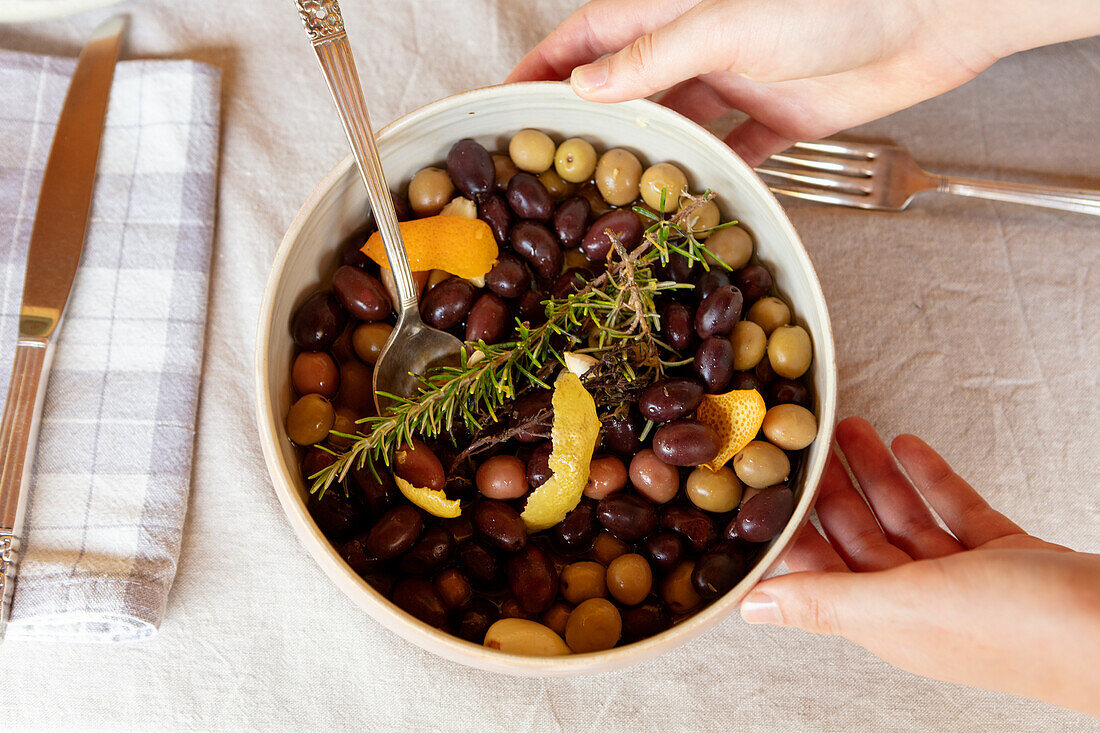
[255,82,837,676]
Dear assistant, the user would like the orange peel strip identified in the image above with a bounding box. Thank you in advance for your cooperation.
[362,215,498,281]
[520,372,601,532]
[394,475,462,519]
[696,388,767,471]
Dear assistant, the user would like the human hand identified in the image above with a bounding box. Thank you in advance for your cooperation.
[507,0,1100,165]
[740,417,1100,715]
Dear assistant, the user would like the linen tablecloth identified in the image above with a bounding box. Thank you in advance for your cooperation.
[0,1,1096,730]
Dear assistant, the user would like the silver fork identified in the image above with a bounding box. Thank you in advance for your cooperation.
[757,140,1100,216]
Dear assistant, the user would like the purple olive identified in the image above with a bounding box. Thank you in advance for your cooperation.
[507,544,559,614]
[693,337,735,393]
[510,220,562,279]
[485,252,530,299]
[553,195,591,249]
[694,285,743,338]
[553,498,597,555]
[638,378,704,423]
[400,525,457,575]
[691,542,747,598]
[769,378,812,409]
[651,420,720,466]
[734,264,772,303]
[332,266,390,322]
[466,292,509,344]
[420,276,475,329]
[581,208,644,261]
[366,505,424,559]
[477,193,513,247]
[662,302,695,353]
[601,412,640,456]
[446,138,495,199]
[731,485,795,542]
[661,505,717,552]
[392,578,447,628]
[472,500,527,552]
[506,173,553,221]
[526,441,553,488]
[596,494,659,542]
[642,532,685,575]
[694,269,731,302]
[292,291,347,350]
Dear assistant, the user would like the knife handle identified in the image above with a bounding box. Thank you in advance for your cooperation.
[0,337,54,640]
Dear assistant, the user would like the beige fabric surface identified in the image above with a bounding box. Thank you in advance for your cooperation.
[0,0,1097,730]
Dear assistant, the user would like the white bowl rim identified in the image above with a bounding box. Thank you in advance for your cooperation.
[255,81,838,675]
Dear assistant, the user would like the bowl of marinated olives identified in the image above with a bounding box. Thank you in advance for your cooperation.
[256,82,837,675]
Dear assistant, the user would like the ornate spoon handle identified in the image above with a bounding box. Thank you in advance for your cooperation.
[293,0,420,315]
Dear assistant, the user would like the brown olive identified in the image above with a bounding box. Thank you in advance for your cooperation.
[286,393,335,446]
[734,264,773,303]
[560,561,607,605]
[553,195,592,249]
[513,392,553,443]
[476,455,529,500]
[686,466,742,513]
[492,153,518,189]
[308,484,362,541]
[732,485,795,542]
[337,532,386,575]
[580,208,644,261]
[526,441,553,488]
[628,449,680,504]
[457,598,499,642]
[622,599,671,642]
[731,320,767,371]
[733,440,791,488]
[446,138,495,199]
[351,322,393,365]
[472,500,527,552]
[301,446,337,485]
[292,351,339,398]
[408,167,454,216]
[508,544,559,614]
[704,225,753,269]
[352,464,399,516]
[661,505,717,552]
[747,296,791,335]
[565,598,622,653]
[642,532,685,575]
[485,252,530,299]
[541,602,573,638]
[420,276,475,330]
[596,494,658,542]
[762,403,818,450]
[292,291,347,350]
[590,531,630,566]
[601,412,640,456]
[466,292,509,344]
[366,505,423,559]
[693,336,735,393]
[508,129,556,173]
[767,325,812,379]
[460,541,502,587]
[769,378,812,409]
[577,182,612,217]
[392,577,447,628]
[640,163,687,212]
[507,173,554,221]
[594,148,642,207]
[393,438,446,491]
[606,553,653,606]
[691,543,746,599]
[554,138,598,183]
[553,499,597,555]
[328,406,360,448]
[661,561,702,613]
[435,568,473,609]
[510,221,562,279]
[477,192,513,247]
[583,455,628,500]
[336,359,376,416]
[694,285,744,339]
[400,525,456,575]
[652,420,719,467]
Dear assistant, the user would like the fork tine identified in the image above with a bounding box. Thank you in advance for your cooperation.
[793,140,879,158]
[767,153,874,177]
[768,185,883,209]
[756,166,872,195]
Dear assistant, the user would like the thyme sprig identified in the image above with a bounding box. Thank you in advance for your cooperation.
[309,193,733,497]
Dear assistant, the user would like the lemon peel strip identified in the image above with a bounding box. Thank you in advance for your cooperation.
[395,475,462,519]
[362,215,498,280]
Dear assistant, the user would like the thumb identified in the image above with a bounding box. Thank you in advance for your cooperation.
[740,571,870,637]
[570,5,726,102]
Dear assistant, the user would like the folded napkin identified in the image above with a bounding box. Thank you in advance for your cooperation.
[0,49,220,641]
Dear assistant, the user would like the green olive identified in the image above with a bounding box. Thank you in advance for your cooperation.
[508,129,556,173]
[594,148,643,206]
[747,296,791,335]
[352,321,393,365]
[730,320,767,371]
[286,393,335,446]
[762,404,818,450]
[640,163,687,212]
[554,138,598,183]
[680,199,720,239]
[767,324,812,379]
[606,553,653,606]
[733,440,791,489]
[704,225,753,269]
[565,598,622,653]
[538,168,574,199]
[407,167,454,216]
[686,465,742,513]
[560,561,607,605]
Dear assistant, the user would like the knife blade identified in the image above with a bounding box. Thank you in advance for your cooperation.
[0,16,126,640]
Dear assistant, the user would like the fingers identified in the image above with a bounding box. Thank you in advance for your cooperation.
[814,448,912,571]
[657,79,731,126]
[741,570,866,635]
[891,434,1027,549]
[569,2,733,101]
[506,0,699,83]
[782,522,850,574]
[837,418,965,559]
[722,118,794,167]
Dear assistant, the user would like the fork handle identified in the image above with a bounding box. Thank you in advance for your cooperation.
[938,176,1100,216]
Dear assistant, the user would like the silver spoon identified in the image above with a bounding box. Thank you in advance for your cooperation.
[293,0,463,415]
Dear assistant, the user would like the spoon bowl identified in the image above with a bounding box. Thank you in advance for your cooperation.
[372,310,463,413]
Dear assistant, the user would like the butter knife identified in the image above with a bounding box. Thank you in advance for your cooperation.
[0,16,125,640]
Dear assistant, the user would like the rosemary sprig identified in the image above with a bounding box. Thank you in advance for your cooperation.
[309,192,730,497]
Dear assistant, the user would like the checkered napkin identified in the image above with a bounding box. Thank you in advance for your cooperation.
[0,49,220,641]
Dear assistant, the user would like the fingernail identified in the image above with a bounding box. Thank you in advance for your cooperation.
[572,60,608,92]
[740,590,782,625]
